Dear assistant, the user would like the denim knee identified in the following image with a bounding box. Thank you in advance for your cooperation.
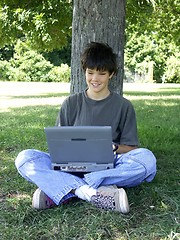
[15,149,51,170]
[135,148,157,182]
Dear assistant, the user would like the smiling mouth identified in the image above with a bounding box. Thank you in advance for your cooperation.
[92,83,100,87]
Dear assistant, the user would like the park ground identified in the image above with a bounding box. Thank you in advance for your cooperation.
[0,81,180,111]
[0,81,179,240]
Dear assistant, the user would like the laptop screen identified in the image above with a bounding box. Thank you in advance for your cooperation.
[44,126,114,172]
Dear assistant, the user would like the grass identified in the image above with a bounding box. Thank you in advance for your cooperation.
[0,83,180,240]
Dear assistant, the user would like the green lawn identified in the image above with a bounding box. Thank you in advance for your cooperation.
[0,83,179,240]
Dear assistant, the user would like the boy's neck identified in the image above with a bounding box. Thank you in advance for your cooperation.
[86,89,110,100]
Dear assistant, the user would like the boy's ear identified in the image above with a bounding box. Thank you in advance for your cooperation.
[109,72,114,79]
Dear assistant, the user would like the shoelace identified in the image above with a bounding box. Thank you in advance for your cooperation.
[91,193,116,210]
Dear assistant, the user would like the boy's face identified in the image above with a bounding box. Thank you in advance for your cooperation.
[85,68,114,98]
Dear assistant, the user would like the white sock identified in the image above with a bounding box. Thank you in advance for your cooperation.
[75,185,96,201]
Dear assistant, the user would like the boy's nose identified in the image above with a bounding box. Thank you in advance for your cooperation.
[92,74,98,81]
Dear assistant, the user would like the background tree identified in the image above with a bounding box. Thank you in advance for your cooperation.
[0,0,179,84]
[1,0,179,50]
[126,0,179,45]
[125,0,180,83]
[0,0,72,51]
[70,0,126,94]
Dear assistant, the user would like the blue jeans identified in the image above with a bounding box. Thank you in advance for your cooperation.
[15,148,156,205]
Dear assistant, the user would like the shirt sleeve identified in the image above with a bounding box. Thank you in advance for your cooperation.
[55,98,69,126]
[113,98,139,146]
[55,94,79,126]
[119,101,139,146]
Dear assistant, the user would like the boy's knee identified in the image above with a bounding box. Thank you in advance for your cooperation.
[139,148,156,165]
[15,149,35,169]
[15,149,47,169]
[138,148,157,181]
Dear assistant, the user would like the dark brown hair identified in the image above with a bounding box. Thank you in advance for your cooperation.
[81,42,118,75]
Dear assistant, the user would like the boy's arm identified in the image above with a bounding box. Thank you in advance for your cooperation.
[113,144,138,154]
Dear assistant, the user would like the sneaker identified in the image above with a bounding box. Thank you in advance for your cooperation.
[91,186,129,214]
[32,188,56,210]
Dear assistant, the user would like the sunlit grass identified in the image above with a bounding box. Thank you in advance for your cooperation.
[0,83,180,240]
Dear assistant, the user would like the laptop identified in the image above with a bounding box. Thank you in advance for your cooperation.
[44,126,114,172]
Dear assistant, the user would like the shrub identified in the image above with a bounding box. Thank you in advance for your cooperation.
[0,41,71,82]
[48,64,70,82]
[8,67,31,82]
[164,54,180,83]
[125,32,179,82]
[9,48,54,82]
[0,60,11,80]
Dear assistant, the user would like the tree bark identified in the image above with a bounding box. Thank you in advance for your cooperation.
[71,0,126,95]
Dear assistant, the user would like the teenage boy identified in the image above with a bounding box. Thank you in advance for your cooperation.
[15,42,156,214]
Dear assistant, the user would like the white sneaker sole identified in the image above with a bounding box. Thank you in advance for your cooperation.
[32,188,42,209]
[118,188,129,214]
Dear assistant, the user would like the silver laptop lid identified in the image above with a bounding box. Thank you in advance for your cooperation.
[44,126,114,172]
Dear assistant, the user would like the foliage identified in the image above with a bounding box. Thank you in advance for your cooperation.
[150,0,180,46]
[0,45,14,60]
[48,64,71,82]
[125,32,180,82]
[125,0,180,83]
[164,53,180,83]
[126,0,180,46]
[0,1,179,51]
[0,41,72,67]
[0,0,179,83]
[0,0,73,51]
[0,41,71,82]
[0,83,180,239]
[9,41,52,81]
[0,59,11,80]
[42,37,72,66]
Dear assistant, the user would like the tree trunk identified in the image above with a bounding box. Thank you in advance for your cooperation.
[70,0,126,95]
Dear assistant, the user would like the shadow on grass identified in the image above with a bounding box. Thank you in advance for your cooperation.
[3,92,70,99]
[124,88,180,97]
